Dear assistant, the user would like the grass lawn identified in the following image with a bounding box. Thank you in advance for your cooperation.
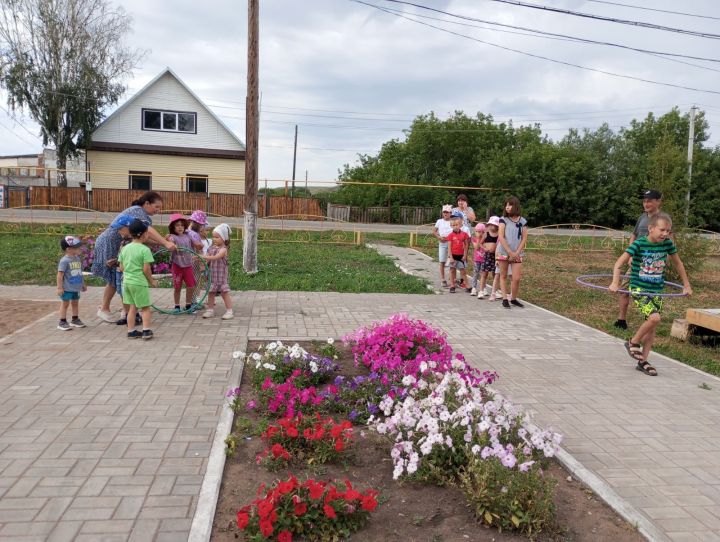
[0,233,429,294]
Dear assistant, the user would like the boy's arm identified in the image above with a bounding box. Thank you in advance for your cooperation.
[143,263,158,287]
[668,253,692,295]
[56,271,64,296]
[610,252,631,291]
[118,262,125,272]
[462,236,469,260]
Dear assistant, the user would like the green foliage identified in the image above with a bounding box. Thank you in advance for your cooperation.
[666,229,708,281]
[458,457,557,535]
[333,108,720,230]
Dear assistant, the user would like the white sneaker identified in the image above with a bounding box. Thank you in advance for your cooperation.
[470,288,477,295]
[202,309,215,318]
[221,310,234,320]
[494,292,504,300]
[96,308,115,323]
[478,291,486,299]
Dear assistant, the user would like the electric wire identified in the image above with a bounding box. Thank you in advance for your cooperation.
[583,0,720,21]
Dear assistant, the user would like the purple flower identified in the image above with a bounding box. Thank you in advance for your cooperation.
[246,400,256,410]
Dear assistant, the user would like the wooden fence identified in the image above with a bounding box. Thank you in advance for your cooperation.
[17,186,323,218]
[327,204,437,225]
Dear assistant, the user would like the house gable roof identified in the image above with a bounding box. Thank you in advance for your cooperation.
[92,67,245,150]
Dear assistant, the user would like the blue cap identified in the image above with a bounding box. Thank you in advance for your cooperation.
[111,214,136,229]
[451,210,463,218]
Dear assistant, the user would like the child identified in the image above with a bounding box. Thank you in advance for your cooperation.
[478,216,499,299]
[470,223,486,296]
[453,210,473,289]
[433,204,454,287]
[497,196,528,309]
[118,219,158,340]
[201,223,234,320]
[445,217,470,293]
[56,236,87,330]
[166,213,197,313]
[188,210,208,252]
[610,212,691,376]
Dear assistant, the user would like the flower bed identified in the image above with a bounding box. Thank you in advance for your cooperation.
[212,321,644,542]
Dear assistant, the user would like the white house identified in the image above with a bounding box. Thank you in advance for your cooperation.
[85,67,246,194]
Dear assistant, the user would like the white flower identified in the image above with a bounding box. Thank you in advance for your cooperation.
[402,375,416,386]
[232,350,245,359]
[471,444,481,455]
[251,352,261,361]
[309,361,319,373]
[327,338,334,345]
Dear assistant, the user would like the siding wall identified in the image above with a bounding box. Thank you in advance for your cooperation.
[87,150,245,194]
[92,72,243,151]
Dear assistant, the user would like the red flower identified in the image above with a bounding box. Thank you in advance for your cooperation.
[302,428,313,439]
[257,499,275,519]
[344,488,361,501]
[259,518,274,537]
[236,511,249,529]
[294,501,307,516]
[323,503,337,518]
[271,443,288,459]
[278,530,293,542]
[361,495,378,511]
[334,439,345,452]
[278,477,297,495]
[286,425,299,437]
[307,481,325,500]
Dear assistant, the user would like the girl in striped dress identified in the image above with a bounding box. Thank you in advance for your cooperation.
[201,223,233,320]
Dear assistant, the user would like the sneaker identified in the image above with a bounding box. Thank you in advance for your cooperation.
[116,317,128,326]
[449,287,456,293]
[465,287,472,293]
[57,320,72,331]
[221,310,234,320]
[69,318,86,328]
[510,299,524,308]
[172,307,182,314]
[478,291,486,299]
[470,288,477,295]
[488,292,496,302]
[494,292,504,300]
[185,304,197,313]
[202,309,215,319]
[127,330,142,339]
[614,319,628,330]
[502,299,511,309]
[142,330,154,341]
[441,280,449,288]
[96,308,115,323]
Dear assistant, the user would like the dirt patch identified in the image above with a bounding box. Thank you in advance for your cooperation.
[0,299,56,339]
[211,342,643,542]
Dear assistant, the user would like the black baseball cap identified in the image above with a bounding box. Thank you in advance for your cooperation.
[60,236,84,250]
[643,189,662,200]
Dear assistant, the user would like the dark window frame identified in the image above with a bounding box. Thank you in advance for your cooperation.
[129,170,152,191]
[186,174,208,194]
[141,108,197,134]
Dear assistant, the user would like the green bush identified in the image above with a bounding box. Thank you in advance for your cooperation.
[667,228,708,281]
[457,457,557,536]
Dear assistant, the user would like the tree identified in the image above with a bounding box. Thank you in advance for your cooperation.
[0,0,142,185]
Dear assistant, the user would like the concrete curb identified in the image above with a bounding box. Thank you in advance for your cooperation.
[188,341,247,542]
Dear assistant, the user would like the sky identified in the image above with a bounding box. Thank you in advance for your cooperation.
[2,0,720,187]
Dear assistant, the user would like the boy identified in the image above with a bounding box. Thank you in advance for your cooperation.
[56,236,87,330]
[609,212,691,376]
[118,219,158,340]
[433,204,454,287]
[445,217,470,293]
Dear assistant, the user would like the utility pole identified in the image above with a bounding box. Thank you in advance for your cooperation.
[291,124,297,198]
[243,0,259,273]
[685,105,697,227]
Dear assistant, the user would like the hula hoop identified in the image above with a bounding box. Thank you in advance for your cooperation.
[575,274,687,297]
[150,247,211,314]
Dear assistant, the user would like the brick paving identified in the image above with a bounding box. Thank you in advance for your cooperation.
[1,273,720,541]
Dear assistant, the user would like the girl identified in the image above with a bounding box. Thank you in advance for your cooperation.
[497,196,528,308]
[202,223,233,319]
[187,210,208,253]
[166,213,197,313]
[478,216,500,299]
[470,223,486,296]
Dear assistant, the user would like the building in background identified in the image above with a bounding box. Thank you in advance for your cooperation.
[84,67,246,195]
[0,150,85,188]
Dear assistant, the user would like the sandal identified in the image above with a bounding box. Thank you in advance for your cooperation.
[624,341,644,361]
[636,360,658,376]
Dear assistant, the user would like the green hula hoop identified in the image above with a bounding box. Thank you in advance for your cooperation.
[150,246,211,314]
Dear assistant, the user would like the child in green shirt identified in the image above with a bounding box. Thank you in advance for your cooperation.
[118,219,158,340]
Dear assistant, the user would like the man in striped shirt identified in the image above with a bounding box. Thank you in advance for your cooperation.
[610,212,692,376]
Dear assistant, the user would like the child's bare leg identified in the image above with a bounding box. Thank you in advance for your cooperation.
[498,261,509,299]
[207,292,216,309]
[449,266,457,287]
[220,292,233,310]
[173,287,181,306]
[618,293,630,321]
[185,286,194,305]
[59,300,69,320]
[633,313,661,347]
[439,262,446,282]
[141,306,152,330]
[479,271,487,291]
[510,263,523,299]
[126,304,137,332]
[70,299,80,319]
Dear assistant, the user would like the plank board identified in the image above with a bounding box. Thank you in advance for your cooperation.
[686,308,720,333]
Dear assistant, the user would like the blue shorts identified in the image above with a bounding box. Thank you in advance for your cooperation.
[60,291,80,301]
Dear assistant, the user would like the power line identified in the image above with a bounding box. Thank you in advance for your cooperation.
[354,1,720,96]
[480,0,720,39]
[583,0,720,21]
[0,105,42,143]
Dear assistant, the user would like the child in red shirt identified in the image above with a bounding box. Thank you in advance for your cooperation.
[445,218,470,293]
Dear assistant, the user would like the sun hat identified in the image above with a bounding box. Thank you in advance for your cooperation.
[110,214,136,230]
[60,236,83,250]
[643,189,662,200]
[487,216,501,226]
[168,213,188,233]
[441,204,452,213]
[188,210,209,225]
[213,223,232,241]
[474,223,486,232]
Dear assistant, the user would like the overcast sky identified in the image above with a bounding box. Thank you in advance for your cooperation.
[2,0,720,186]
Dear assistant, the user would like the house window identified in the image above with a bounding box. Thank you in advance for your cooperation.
[186,174,208,194]
[142,109,196,133]
[129,171,152,191]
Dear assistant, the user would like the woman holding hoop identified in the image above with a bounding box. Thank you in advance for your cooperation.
[609,212,692,376]
[91,191,176,322]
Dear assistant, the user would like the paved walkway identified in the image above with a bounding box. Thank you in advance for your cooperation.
[1,252,720,541]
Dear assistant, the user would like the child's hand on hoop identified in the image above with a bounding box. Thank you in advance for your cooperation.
[683,285,693,296]
[608,282,619,293]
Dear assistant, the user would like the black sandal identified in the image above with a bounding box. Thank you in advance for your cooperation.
[624,341,644,361]
[636,360,657,376]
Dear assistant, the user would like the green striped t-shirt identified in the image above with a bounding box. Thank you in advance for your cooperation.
[625,236,677,293]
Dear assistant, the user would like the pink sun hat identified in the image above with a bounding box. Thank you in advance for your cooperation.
[188,210,209,225]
